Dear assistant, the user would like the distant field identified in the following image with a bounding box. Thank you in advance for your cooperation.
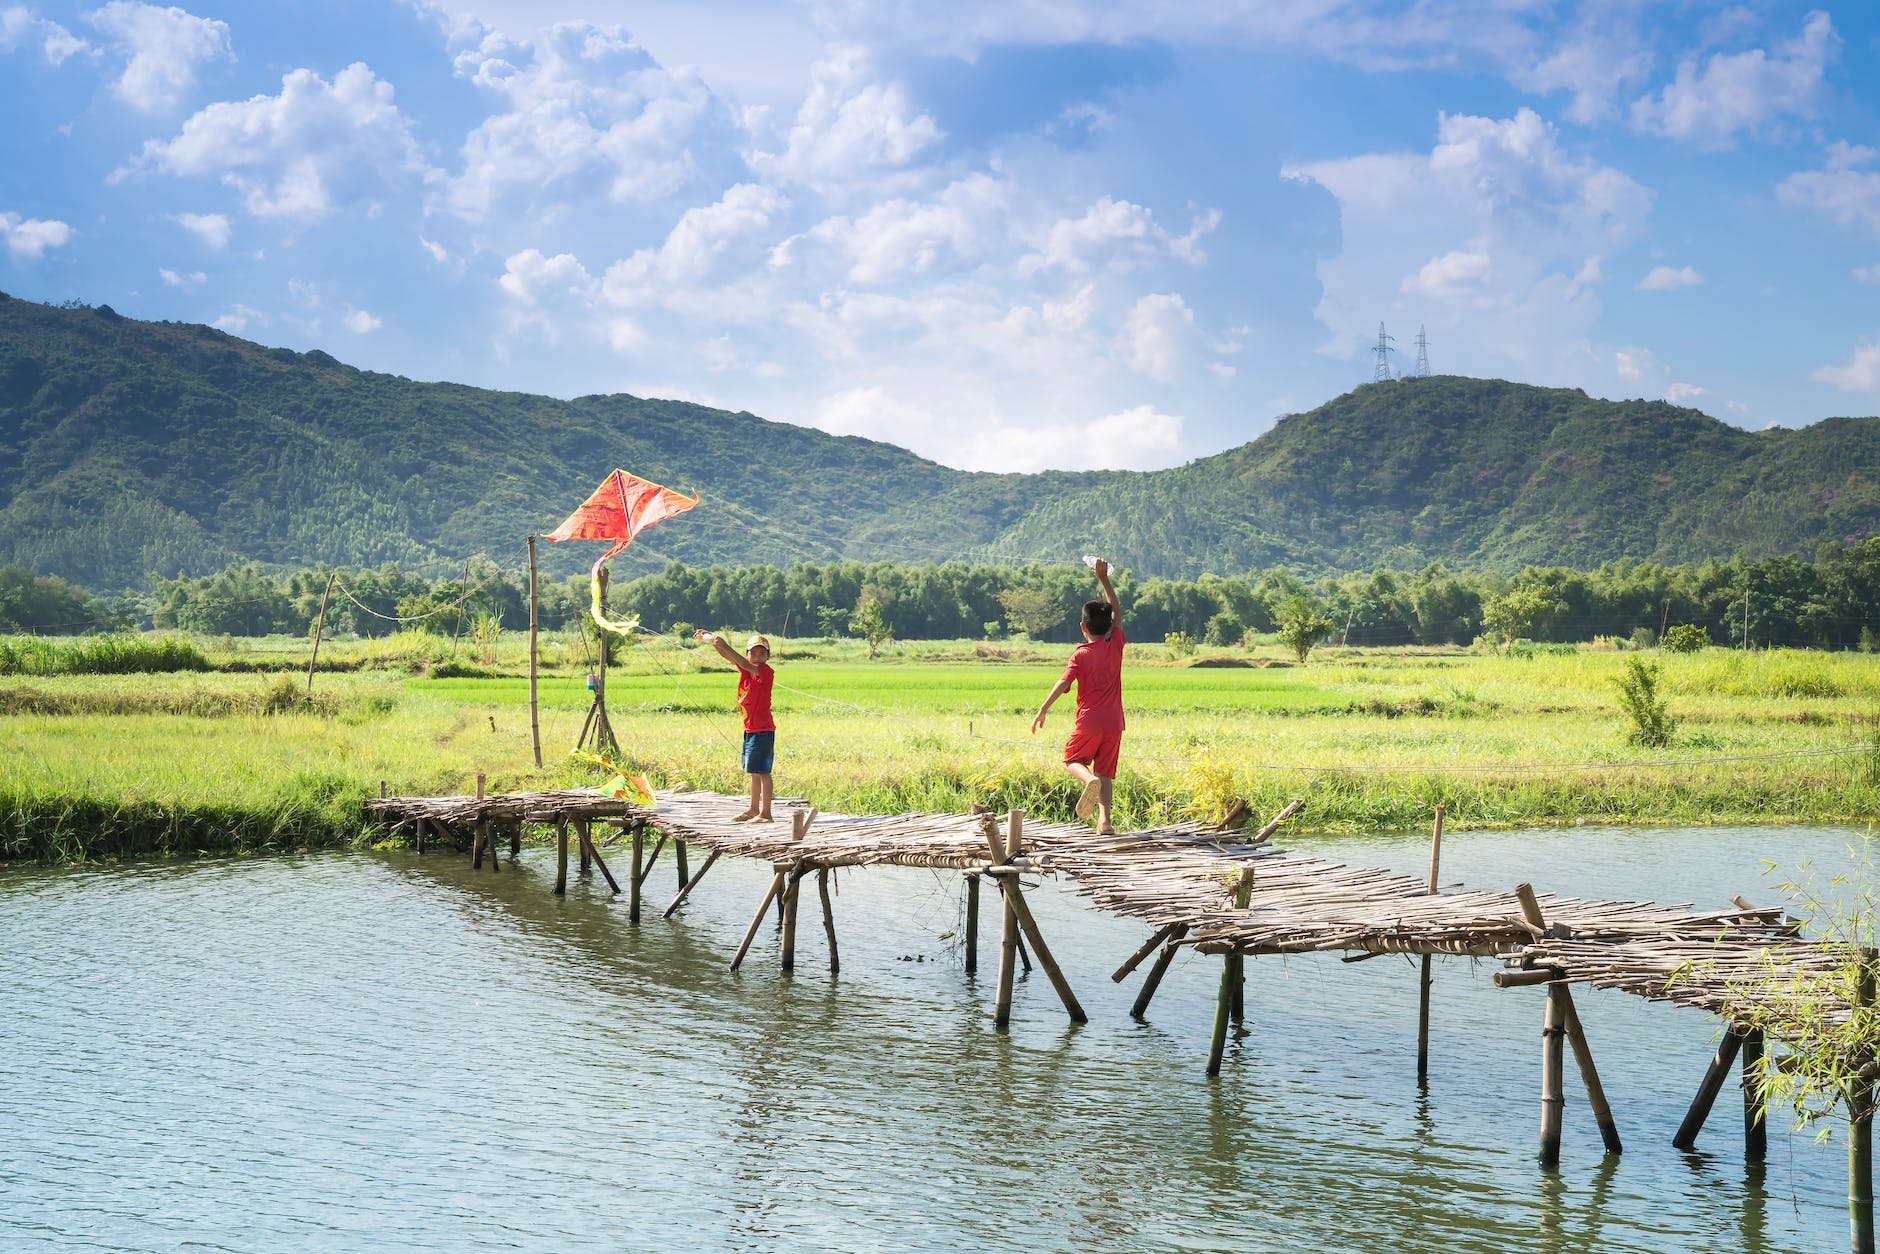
[4,632,1878,862]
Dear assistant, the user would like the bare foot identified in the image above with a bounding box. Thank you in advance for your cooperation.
[1096,826,1116,836]
[1074,778,1101,820]
[732,809,758,822]
[754,813,775,823]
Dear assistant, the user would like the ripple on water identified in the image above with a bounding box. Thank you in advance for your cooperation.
[0,827,1864,1252]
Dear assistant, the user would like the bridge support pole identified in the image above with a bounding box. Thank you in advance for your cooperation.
[963,873,979,974]
[1515,883,1621,1158]
[1130,925,1188,1020]
[1207,868,1256,1077]
[1673,1025,1746,1150]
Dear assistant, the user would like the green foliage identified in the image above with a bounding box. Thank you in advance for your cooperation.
[1663,623,1709,652]
[997,585,1059,637]
[850,595,890,657]
[1482,584,1563,650]
[1204,609,1245,647]
[1613,657,1675,747]
[6,300,1880,592]
[1164,630,1196,658]
[1274,595,1335,663]
[0,634,211,675]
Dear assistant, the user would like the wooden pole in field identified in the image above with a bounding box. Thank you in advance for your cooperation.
[527,535,542,768]
[306,572,334,695]
[452,558,471,654]
[1417,803,1445,1080]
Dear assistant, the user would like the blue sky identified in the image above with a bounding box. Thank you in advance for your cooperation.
[3,1,1877,472]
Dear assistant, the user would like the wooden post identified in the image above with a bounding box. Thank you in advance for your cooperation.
[780,868,805,973]
[963,873,980,974]
[629,821,645,924]
[1852,955,1876,1254]
[675,839,689,889]
[578,822,620,894]
[578,818,591,873]
[1515,883,1620,1155]
[1742,1027,1766,1162]
[665,848,722,917]
[818,868,839,974]
[452,557,471,653]
[554,818,569,895]
[1418,803,1445,1081]
[1673,1025,1747,1150]
[472,773,489,871]
[527,535,542,769]
[306,572,334,695]
[1207,867,1256,1076]
[415,815,425,855]
[509,821,521,858]
[635,834,667,887]
[990,813,1017,1027]
[1131,925,1189,1019]
[732,869,787,972]
[1114,923,1180,983]
[995,873,1086,1023]
[1540,983,1566,1166]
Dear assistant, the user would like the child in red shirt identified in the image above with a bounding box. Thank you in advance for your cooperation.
[697,630,776,822]
[1030,558,1124,833]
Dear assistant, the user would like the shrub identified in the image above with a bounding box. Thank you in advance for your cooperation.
[1204,610,1246,648]
[1274,595,1335,663]
[1862,626,1879,654]
[1164,630,1196,658]
[1662,623,1709,653]
[1628,626,1657,651]
[669,621,694,642]
[1614,657,1675,747]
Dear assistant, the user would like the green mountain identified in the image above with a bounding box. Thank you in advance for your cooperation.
[2,293,1875,589]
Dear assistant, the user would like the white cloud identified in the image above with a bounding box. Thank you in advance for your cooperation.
[212,302,263,333]
[1664,381,1706,403]
[754,44,939,189]
[1856,264,1880,285]
[1615,346,1659,381]
[1,5,90,64]
[961,404,1184,472]
[1516,21,1653,125]
[444,20,740,220]
[342,304,381,333]
[172,210,228,247]
[1119,292,1197,381]
[1813,339,1880,396]
[814,385,934,440]
[1630,11,1837,149]
[128,63,432,220]
[1020,196,1218,276]
[1404,246,1492,299]
[1778,143,1880,238]
[419,235,449,262]
[1637,264,1701,290]
[0,210,73,259]
[1284,108,1649,378]
[157,266,203,287]
[499,247,593,305]
[85,1,230,113]
[603,182,786,300]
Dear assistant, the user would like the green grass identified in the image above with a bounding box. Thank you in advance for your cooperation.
[4,632,1879,863]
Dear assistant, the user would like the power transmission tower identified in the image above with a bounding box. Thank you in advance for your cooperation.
[1413,325,1431,378]
[1372,322,1397,382]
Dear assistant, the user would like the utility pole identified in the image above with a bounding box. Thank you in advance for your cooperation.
[1413,325,1431,378]
[1372,322,1397,383]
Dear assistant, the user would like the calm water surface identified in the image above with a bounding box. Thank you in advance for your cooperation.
[2,823,1871,1252]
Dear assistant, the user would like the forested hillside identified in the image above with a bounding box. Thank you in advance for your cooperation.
[3,294,1876,590]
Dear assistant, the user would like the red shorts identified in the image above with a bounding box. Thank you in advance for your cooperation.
[1063,728,1122,779]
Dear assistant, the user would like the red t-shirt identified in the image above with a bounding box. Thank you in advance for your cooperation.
[737,662,775,733]
[1061,622,1125,735]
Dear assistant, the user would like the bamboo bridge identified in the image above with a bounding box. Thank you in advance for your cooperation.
[365,782,1875,1229]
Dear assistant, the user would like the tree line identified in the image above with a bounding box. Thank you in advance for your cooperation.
[5,539,1878,650]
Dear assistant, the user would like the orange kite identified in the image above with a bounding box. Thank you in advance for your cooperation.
[548,469,699,634]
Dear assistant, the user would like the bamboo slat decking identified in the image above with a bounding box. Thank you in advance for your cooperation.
[365,784,1827,1022]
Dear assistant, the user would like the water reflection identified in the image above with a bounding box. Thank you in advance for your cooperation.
[0,825,1866,1252]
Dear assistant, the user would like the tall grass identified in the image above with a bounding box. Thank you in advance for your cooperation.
[0,634,212,676]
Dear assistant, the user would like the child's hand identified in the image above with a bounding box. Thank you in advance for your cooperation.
[694,629,713,642]
[1030,708,1047,734]
[1093,557,1109,578]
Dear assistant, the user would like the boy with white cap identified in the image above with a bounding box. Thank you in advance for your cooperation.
[695,630,776,822]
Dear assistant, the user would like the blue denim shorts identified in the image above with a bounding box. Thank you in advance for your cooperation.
[741,730,775,775]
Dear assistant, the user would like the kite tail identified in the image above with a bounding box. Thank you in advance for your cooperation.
[570,749,656,807]
[588,544,641,638]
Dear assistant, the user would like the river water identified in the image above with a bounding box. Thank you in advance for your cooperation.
[2,823,1871,1252]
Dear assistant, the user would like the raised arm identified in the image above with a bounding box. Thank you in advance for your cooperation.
[696,629,758,675]
[1094,558,1120,620]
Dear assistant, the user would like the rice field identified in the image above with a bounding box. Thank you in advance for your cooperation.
[4,629,1875,862]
